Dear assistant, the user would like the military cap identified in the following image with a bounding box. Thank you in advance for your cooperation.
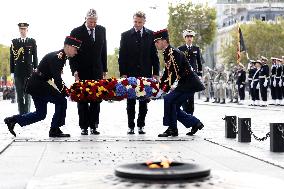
[64,36,82,49]
[254,60,263,65]
[153,29,169,42]
[260,56,268,61]
[271,57,277,60]
[86,9,97,19]
[18,23,29,28]
[182,29,196,38]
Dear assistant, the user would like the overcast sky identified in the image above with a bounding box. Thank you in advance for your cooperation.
[0,0,215,59]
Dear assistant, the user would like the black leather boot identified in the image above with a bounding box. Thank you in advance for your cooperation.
[158,127,178,137]
[187,122,204,136]
[4,116,17,137]
[49,128,70,137]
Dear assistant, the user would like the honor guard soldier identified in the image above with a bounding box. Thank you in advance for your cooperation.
[236,63,246,105]
[4,36,82,137]
[178,29,202,115]
[270,57,277,105]
[259,56,270,107]
[248,60,256,104]
[275,58,283,105]
[10,23,38,114]
[250,60,262,106]
[153,29,205,137]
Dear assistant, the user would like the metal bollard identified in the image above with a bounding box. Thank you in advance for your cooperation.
[238,118,251,142]
[270,123,284,152]
[225,116,237,138]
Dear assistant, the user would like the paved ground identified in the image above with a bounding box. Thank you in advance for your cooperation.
[0,97,284,188]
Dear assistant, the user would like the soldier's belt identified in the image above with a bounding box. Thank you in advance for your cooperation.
[275,77,281,79]
[248,78,252,81]
[253,79,259,81]
[259,76,266,79]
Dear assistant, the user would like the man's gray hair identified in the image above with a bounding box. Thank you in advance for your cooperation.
[86,9,98,19]
[133,11,146,19]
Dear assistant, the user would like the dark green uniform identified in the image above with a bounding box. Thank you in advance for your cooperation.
[10,37,38,114]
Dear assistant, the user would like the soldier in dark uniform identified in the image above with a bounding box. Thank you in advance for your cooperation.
[10,23,38,114]
[250,60,261,106]
[236,63,246,105]
[248,60,256,105]
[270,57,277,105]
[153,29,205,137]
[259,56,270,107]
[275,58,283,105]
[178,29,202,115]
[3,36,82,137]
[118,11,160,135]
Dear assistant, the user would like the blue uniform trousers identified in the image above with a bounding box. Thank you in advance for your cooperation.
[14,94,67,128]
[163,90,200,129]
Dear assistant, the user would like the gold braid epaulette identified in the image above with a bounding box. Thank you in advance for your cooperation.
[11,44,24,61]
[164,48,180,86]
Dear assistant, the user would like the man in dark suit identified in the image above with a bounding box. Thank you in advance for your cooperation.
[153,29,205,137]
[178,29,202,115]
[69,9,107,135]
[118,11,160,135]
[4,36,81,137]
[10,23,38,114]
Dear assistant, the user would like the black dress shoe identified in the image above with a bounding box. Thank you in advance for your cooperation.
[127,128,135,135]
[187,122,204,136]
[49,128,70,137]
[4,116,17,137]
[81,129,88,135]
[138,127,146,134]
[158,127,178,137]
[90,128,100,135]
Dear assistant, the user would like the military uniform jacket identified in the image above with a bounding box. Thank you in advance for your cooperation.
[236,69,246,85]
[25,50,67,97]
[248,67,256,82]
[10,38,38,78]
[118,27,160,77]
[276,65,282,79]
[270,64,277,82]
[178,44,202,74]
[160,45,204,93]
[69,24,107,80]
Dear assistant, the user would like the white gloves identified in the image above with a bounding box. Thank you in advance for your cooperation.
[240,84,243,88]
[279,79,282,87]
[10,73,14,80]
[222,83,226,89]
[263,80,268,87]
[170,80,178,91]
[216,84,220,90]
[273,80,276,87]
[250,82,253,89]
[256,83,260,89]
[154,89,165,99]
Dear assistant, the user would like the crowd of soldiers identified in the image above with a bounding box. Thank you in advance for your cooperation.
[202,56,284,107]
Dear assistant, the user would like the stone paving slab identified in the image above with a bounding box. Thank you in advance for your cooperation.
[0,138,284,188]
[0,99,284,188]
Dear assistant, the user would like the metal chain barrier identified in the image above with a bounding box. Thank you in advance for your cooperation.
[223,116,238,134]
[245,120,270,142]
[277,124,284,140]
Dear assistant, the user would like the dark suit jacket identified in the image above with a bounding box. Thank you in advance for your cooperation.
[118,27,160,77]
[25,50,67,97]
[178,44,202,74]
[160,45,204,93]
[69,23,107,80]
[10,38,38,78]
